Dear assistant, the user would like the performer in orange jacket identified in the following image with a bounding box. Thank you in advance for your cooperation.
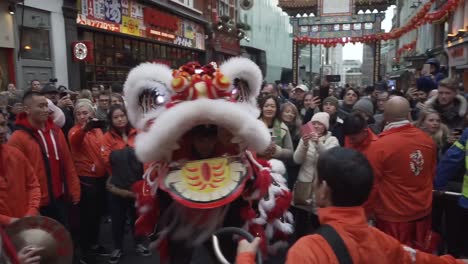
[366,96,437,250]
[68,99,108,260]
[8,92,80,227]
[343,112,378,157]
[236,148,465,264]
[0,112,41,227]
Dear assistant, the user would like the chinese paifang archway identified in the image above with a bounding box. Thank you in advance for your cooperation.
[278,0,463,85]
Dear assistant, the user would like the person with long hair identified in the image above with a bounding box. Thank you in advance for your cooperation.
[414,109,449,156]
[280,102,302,189]
[101,104,150,263]
[258,95,293,162]
[280,102,302,147]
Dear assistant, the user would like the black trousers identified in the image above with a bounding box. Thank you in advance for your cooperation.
[79,176,107,251]
[110,193,138,250]
[433,194,468,257]
[40,196,70,229]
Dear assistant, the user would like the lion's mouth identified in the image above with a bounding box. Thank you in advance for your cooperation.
[158,125,253,209]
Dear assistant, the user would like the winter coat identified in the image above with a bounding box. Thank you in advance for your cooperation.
[8,114,80,206]
[237,207,463,264]
[0,144,41,226]
[270,122,294,162]
[337,100,354,120]
[366,124,436,222]
[425,94,467,130]
[68,125,107,177]
[101,128,139,198]
[292,132,339,212]
[101,128,138,174]
[434,128,468,209]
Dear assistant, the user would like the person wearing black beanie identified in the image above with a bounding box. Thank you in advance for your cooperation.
[412,76,438,120]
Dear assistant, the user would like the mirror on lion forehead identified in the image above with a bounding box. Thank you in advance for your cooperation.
[138,83,169,114]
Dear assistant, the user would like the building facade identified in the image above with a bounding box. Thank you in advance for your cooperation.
[346,68,363,87]
[1,0,70,90]
[446,0,468,90]
[66,0,209,89]
[298,44,322,87]
[0,1,15,91]
[240,0,292,83]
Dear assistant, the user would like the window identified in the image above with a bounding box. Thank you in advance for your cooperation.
[80,30,203,89]
[218,0,230,17]
[21,27,51,60]
[176,0,193,7]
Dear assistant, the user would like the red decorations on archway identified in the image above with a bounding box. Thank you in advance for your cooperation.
[293,0,462,47]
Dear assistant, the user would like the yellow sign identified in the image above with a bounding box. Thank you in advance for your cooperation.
[121,16,140,37]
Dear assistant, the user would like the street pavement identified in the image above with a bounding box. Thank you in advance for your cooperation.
[94,220,287,264]
[95,219,159,264]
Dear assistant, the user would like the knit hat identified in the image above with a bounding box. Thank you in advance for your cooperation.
[323,96,339,109]
[311,112,330,130]
[416,76,437,94]
[352,98,374,117]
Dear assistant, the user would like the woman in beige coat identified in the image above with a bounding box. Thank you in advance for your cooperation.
[292,112,339,239]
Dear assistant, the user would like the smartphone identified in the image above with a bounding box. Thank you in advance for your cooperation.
[89,119,107,129]
[453,128,463,135]
[422,64,431,75]
[301,122,316,136]
[319,86,329,101]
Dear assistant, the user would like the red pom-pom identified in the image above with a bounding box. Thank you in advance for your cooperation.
[267,191,293,221]
[240,205,256,221]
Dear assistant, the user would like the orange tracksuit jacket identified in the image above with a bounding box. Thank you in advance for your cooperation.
[365,124,436,222]
[344,128,378,158]
[9,117,80,206]
[0,144,41,226]
[236,207,463,264]
[68,125,107,177]
[100,128,137,174]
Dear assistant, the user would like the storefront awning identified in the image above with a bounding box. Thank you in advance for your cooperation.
[388,69,410,79]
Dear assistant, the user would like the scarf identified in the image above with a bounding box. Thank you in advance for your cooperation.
[271,119,283,146]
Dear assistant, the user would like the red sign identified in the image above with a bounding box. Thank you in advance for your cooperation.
[448,44,468,67]
[450,46,464,58]
[143,8,179,32]
[216,32,240,56]
[77,14,120,32]
[72,41,94,62]
[146,28,176,40]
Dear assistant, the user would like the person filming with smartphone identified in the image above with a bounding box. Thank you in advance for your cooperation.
[68,99,109,263]
[291,112,339,239]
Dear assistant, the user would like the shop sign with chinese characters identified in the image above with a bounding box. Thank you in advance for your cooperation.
[77,0,205,50]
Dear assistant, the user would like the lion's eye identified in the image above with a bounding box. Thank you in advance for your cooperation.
[139,87,167,113]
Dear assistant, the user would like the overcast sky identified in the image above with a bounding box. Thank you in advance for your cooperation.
[343,6,396,61]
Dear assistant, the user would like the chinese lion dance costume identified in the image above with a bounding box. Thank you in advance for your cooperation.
[123,57,293,263]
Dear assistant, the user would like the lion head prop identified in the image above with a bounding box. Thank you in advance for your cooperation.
[124,58,293,260]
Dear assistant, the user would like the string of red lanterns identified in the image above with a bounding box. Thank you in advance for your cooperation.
[395,38,417,63]
[293,0,462,47]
